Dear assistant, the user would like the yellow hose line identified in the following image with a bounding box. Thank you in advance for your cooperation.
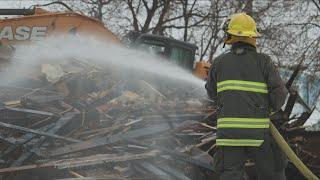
[270,122,319,180]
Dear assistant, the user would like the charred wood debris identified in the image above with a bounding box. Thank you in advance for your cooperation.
[0,60,318,180]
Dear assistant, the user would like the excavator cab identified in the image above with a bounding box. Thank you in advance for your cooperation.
[134,34,197,71]
[134,34,210,79]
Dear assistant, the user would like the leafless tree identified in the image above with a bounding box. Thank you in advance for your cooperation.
[81,0,113,21]
[61,0,319,71]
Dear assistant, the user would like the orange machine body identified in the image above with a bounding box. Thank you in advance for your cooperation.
[0,8,119,46]
[193,61,211,80]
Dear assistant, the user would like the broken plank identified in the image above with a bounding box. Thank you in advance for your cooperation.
[138,161,174,180]
[140,114,206,122]
[3,100,20,107]
[199,123,216,130]
[0,150,159,173]
[48,123,171,157]
[0,121,80,143]
[0,134,20,145]
[4,107,56,117]
[139,80,167,100]
[123,138,215,172]
[11,112,79,166]
[57,150,159,169]
[0,124,53,160]
[22,94,64,105]
[159,164,191,180]
[69,170,84,178]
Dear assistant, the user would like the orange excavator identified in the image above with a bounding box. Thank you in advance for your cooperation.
[0,5,211,79]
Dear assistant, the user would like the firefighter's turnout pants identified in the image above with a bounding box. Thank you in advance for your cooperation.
[213,131,287,180]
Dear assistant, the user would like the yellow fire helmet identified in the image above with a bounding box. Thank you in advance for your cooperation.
[223,13,261,38]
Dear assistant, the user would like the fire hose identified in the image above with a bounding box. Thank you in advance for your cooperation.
[270,122,319,180]
[270,61,319,179]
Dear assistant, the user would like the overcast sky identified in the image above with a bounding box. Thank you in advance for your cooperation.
[0,0,52,8]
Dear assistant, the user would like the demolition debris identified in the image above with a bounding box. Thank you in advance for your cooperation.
[0,55,218,180]
[0,49,319,180]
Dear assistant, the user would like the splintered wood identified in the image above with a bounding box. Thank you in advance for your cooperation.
[0,60,217,180]
[0,59,318,180]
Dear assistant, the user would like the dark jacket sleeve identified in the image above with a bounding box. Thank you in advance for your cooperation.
[205,62,217,103]
[263,55,288,111]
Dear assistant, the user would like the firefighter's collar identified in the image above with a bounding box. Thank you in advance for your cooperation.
[231,42,256,52]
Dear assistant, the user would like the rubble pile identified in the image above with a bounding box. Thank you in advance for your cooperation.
[0,60,218,180]
[0,59,319,180]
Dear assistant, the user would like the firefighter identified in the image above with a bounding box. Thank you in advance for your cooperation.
[206,13,288,180]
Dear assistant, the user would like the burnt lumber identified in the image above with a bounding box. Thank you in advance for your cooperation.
[4,107,56,117]
[11,112,79,166]
[123,137,215,172]
[48,123,171,157]
[0,121,80,143]
[0,56,318,180]
[0,150,159,173]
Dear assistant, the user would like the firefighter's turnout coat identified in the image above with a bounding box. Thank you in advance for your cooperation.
[206,42,288,147]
